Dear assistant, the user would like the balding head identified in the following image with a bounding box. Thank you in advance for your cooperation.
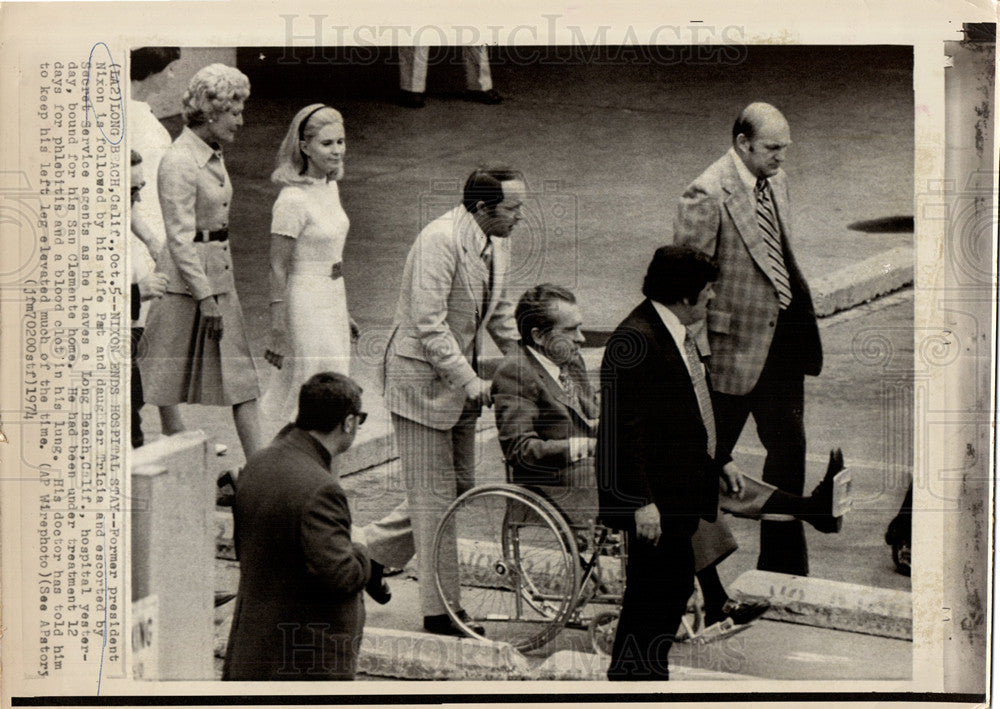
[732,102,792,179]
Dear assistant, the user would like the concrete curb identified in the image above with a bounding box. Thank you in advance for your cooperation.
[811,245,913,317]
[729,570,912,640]
[528,650,759,681]
[358,626,531,680]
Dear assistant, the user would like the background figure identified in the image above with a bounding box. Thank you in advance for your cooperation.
[138,63,263,462]
[223,372,371,681]
[260,104,357,430]
[397,46,501,108]
[129,46,185,441]
[673,102,822,576]
[359,167,523,636]
[597,246,731,680]
[129,149,169,447]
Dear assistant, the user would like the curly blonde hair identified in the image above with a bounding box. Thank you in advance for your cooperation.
[181,63,250,126]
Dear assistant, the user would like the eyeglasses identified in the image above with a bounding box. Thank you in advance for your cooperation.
[353,411,368,426]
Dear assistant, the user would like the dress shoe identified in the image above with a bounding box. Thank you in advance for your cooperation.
[216,470,237,508]
[398,90,425,108]
[365,560,392,605]
[423,610,485,637]
[463,88,502,105]
[806,448,845,533]
[718,598,770,626]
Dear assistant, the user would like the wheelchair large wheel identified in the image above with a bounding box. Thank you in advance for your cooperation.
[433,484,580,652]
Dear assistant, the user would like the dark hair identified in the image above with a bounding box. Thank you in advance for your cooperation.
[515,284,576,346]
[294,372,363,434]
[642,245,719,305]
[130,149,142,166]
[462,166,523,214]
[130,47,181,82]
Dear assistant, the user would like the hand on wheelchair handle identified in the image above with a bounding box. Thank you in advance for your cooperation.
[635,502,661,545]
[721,460,744,499]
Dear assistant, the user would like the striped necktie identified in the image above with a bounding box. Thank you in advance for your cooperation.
[683,331,717,457]
[755,178,792,309]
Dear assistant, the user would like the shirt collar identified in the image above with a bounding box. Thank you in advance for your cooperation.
[458,206,491,254]
[729,146,760,193]
[179,126,222,168]
[650,299,689,354]
[527,345,563,384]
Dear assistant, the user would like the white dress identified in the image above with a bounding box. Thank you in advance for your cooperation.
[260,178,351,424]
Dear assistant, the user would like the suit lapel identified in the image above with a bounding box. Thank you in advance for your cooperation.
[638,300,704,431]
[522,346,592,426]
[456,216,483,309]
[482,237,508,325]
[722,155,788,295]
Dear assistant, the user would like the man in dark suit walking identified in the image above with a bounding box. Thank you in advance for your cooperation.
[674,102,823,576]
[597,246,740,680]
[223,372,371,681]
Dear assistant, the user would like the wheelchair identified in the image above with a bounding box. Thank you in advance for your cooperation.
[431,480,713,653]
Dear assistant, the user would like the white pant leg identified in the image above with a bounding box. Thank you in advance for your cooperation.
[355,499,415,569]
[462,45,492,91]
[398,46,429,93]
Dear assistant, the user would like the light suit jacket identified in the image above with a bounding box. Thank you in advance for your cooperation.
[674,151,822,395]
[157,127,236,301]
[383,206,519,430]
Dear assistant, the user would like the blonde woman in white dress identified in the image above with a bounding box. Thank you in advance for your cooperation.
[261,104,358,427]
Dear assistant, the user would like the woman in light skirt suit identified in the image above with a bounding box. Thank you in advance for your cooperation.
[260,104,358,429]
[139,63,263,459]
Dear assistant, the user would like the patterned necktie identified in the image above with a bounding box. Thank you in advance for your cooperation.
[558,364,580,410]
[683,331,717,457]
[755,178,793,309]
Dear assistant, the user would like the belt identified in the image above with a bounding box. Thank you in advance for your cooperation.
[289,262,344,279]
[193,228,229,243]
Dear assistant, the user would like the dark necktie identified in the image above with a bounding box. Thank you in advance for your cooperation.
[755,178,792,309]
[683,331,717,457]
[480,237,494,316]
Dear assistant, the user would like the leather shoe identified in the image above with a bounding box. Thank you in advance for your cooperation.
[365,560,392,605]
[463,89,502,105]
[216,470,237,508]
[720,598,770,626]
[214,592,236,607]
[423,610,485,637]
[806,448,845,533]
[398,90,425,108]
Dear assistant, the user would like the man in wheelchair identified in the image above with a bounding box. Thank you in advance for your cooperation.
[491,284,600,530]
[492,279,846,673]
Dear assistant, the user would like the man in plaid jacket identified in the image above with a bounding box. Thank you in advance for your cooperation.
[673,102,822,576]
